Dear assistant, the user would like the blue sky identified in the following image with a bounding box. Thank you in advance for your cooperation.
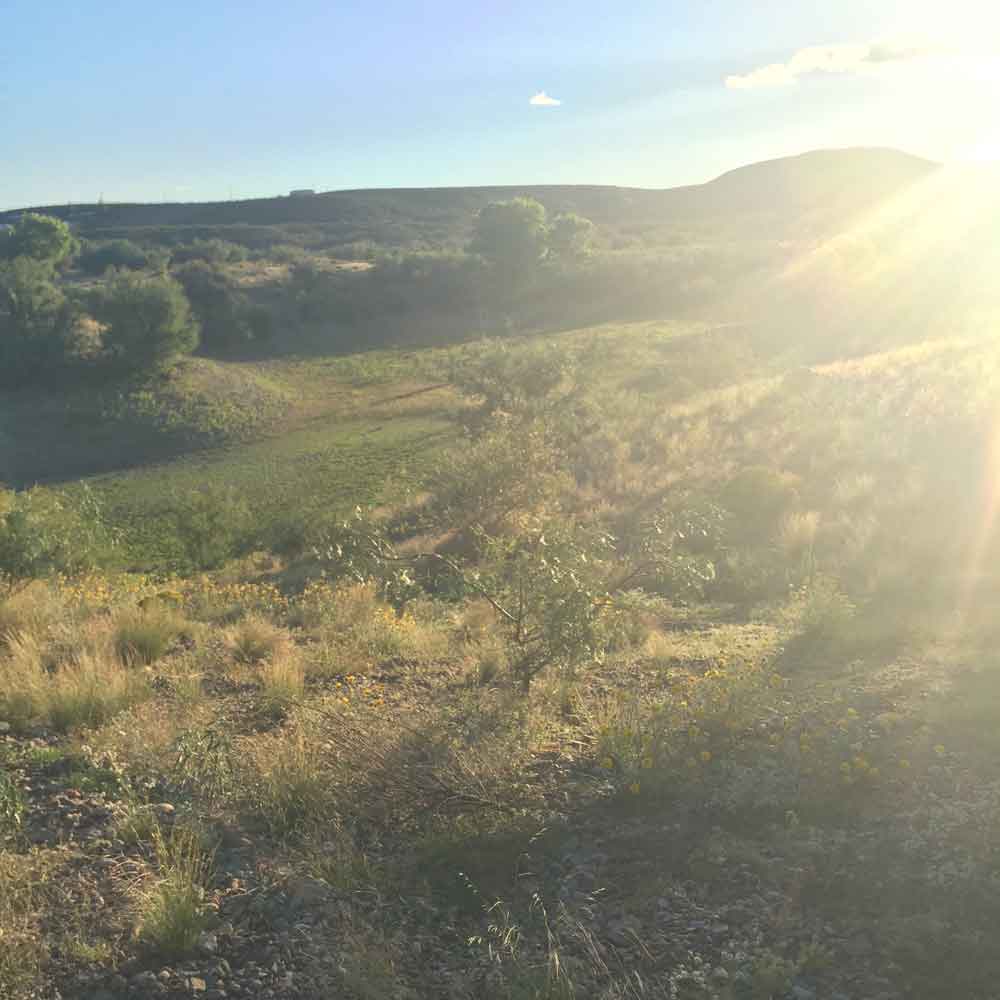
[2,0,998,209]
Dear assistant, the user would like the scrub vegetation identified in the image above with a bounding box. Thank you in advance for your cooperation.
[3,149,1000,999]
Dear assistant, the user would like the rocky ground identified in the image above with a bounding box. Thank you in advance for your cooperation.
[2,717,912,1000]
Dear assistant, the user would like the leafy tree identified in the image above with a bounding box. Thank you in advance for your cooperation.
[2,213,77,264]
[469,198,548,308]
[547,212,596,263]
[0,258,75,382]
[93,271,199,373]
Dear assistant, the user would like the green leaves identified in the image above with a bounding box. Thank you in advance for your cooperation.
[0,484,116,590]
[91,270,199,374]
[1,214,77,266]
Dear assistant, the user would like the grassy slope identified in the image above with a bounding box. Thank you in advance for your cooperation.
[6,312,1000,998]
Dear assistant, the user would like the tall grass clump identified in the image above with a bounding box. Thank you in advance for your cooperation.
[258,647,305,717]
[0,636,150,732]
[0,631,47,730]
[242,729,337,836]
[133,824,214,960]
[222,613,288,664]
[114,607,187,665]
[0,582,65,649]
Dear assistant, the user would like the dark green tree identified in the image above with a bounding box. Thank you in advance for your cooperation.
[0,258,74,382]
[469,198,548,311]
[2,213,77,265]
[93,271,199,374]
[173,261,257,352]
[547,212,596,263]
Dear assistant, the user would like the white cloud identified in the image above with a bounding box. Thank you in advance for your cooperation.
[725,40,940,90]
[529,90,561,106]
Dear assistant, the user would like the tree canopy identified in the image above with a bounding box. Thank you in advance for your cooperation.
[1,213,77,265]
[93,271,200,373]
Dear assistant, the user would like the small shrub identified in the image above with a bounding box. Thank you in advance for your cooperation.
[170,238,247,265]
[0,630,46,729]
[166,487,252,572]
[750,950,797,999]
[0,582,66,648]
[0,485,115,590]
[795,577,856,639]
[77,239,155,276]
[170,727,237,809]
[471,635,508,687]
[1,633,150,732]
[173,260,265,352]
[115,799,164,848]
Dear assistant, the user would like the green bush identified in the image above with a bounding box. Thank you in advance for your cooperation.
[170,238,247,265]
[173,261,272,352]
[77,239,158,276]
[92,271,199,374]
[166,487,252,571]
[0,214,77,265]
[0,486,115,591]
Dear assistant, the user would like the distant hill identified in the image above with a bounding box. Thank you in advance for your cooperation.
[1,148,937,250]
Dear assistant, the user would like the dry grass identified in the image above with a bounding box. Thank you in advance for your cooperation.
[222,613,289,664]
[0,583,67,648]
[0,852,53,997]
[114,607,188,666]
[0,634,152,733]
[131,824,214,960]
[258,646,305,716]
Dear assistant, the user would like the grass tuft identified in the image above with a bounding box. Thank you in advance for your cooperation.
[223,613,288,664]
[114,607,187,665]
[133,824,214,960]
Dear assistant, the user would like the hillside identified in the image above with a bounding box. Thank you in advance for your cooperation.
[1,148,937,250]
[7,146,1000,1000]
